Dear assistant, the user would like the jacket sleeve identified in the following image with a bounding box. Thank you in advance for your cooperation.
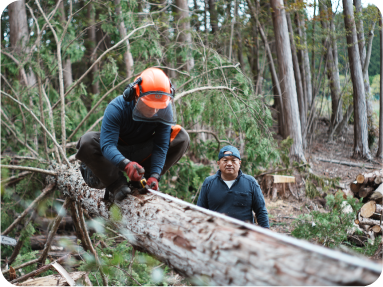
[251,179,270,228]
[100,102,125,167]
[150,123,171,175]
[196,179,209,209]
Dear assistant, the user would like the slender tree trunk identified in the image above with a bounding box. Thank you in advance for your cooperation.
[50,164,381,286]
[175,0,194,71]
[8,0,36,87]
[58,0,73,91]
[311,0,317,96]
[209,0,219,34]
[319,2,342,136]
[295,4,313,108]
[377,15,383,158]
[343,0,371,159]
[270,0,305,162]
[234,0,244,72]
[286,8,306,145]
[193,0,201,32]
[87,3,99,95]
[114,0,134,78]
[354,0,374,133]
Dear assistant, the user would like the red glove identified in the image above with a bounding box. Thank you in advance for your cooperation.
[147,177,159,190]
[124,162,145,181]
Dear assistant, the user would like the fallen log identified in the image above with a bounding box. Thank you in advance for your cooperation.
[15,271,89,286]
[30,235,77,250]
[45,163,382,285]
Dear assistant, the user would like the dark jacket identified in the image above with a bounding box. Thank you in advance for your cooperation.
[100,95,171,175]
[196,170,269,228]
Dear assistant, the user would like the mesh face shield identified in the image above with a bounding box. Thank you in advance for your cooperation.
[132,93,177,125]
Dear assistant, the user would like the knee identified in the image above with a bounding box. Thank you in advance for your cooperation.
[170,128,190,152]
[76,132,100,160]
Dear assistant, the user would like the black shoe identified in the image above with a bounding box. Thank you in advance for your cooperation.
[114,185,132,201]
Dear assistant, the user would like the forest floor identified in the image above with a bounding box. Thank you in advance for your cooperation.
[266,119,382,247]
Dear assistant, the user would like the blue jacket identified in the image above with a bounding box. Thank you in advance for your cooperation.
[100,95,171,175]
[197,170,269,227]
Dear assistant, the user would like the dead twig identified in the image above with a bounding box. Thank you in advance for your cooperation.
[2,183,56,236]
[1,165,57,176]
[69,201,90,252]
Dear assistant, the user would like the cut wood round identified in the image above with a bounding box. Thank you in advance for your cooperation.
[47,163,382,285]
[374,176,382,185]
[358,187,374,199]
[371,225,382,234]
[350,181,362,194]
[354,219,360,225]
[360,201,376,218]
[356,174,365,184]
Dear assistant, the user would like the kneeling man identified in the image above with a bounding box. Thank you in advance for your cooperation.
[197,145,269,228]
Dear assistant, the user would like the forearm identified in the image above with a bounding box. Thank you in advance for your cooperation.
[255,206,270,228]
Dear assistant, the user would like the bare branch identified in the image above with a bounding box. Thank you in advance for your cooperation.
[0,50,29,85]
[85,116,104,133]
[0,171,32,186]
[2,183,56,236]
[186,129,231,150]
[1,165,57,176]
[2,259,39,275]
[174,86,235,102]
[52,23,155,110]
[1,91,70,166]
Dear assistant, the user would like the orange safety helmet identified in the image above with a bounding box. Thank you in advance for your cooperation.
[134,68,174,109]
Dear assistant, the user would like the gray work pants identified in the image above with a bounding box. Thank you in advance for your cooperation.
[75,128,190,189]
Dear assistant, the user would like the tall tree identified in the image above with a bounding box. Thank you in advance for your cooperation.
[343,0,371,159]
[87,3,99,95]
[286,6,306,144]
[270,0,305,161]
[8,0,36,87]
[377,15,383,159]
[114,0,134,78]
[209,0,219,34]
[175,0,194,71]
[234,0,245,71]
[58,0,73,91]
[319,1,342,135]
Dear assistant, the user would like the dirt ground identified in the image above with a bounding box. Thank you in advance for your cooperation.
[266,119,382,235]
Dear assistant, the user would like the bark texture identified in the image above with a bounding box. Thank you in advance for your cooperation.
[209,0,219,34]
[270,0,305,161]
[47,163,382,285]
[87,3,100,95]
[343,0,371,159]
[377,15,383,158]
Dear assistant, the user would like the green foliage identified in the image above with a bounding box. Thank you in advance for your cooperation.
[291,194,381,256]
[304,172,340,199]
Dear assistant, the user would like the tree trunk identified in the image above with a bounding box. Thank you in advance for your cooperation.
[234,0,245,72]
[286,8,306,145]
[175,0,194,71]
[377,15,383,159]
[114,0,134,78]
[58,0,73,91]
[48,164,381,285]
[319,2,342,135]
[295,1,313,108]
[8,0,36,87]
[354,0,373,127]
[87,3,100,95]
[209,0,219,34]
[343,0,371,159]
[270,0,305,162]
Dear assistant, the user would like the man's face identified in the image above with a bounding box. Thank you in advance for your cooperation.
[136,99,159,118]
[217,153,241,178]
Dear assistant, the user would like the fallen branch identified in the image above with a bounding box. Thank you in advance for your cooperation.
[2,183,56,236]
[254,163,309,178]
[1,165,57,176]
[0,171,32,186]
[10,253,71,284]
[315,157,376,169]
[2,259,39,275]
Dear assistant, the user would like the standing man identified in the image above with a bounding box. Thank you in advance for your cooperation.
[197,146,269,228]
[76,67,189,202]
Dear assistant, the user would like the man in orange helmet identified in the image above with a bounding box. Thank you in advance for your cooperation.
[75,68,190,202]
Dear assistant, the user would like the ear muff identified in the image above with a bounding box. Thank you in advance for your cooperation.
[169,79,175,97]
[123,77,142,102]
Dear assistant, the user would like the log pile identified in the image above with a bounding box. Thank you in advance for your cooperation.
[349,170,383,203]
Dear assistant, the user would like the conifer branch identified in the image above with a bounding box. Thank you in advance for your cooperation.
[1,183,56,236]
[52,22,155,110]
[1,91,70,166]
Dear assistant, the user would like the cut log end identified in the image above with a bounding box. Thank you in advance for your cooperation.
[356,174,365,184]
[360,201,376,218]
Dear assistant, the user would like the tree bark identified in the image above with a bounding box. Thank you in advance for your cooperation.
[87,3,100,95]
[209,0,219,34]
[354,0,373,129]
[114,0,134,78]
[286,8,306,145]
[378,15,383,158]
[175,0,194,71]
[8,0,36,87]
[234,0,245,72]
[58,0,73,91]
[270,0,305,162]
[343,0,371,159]
[47,164,382,285]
